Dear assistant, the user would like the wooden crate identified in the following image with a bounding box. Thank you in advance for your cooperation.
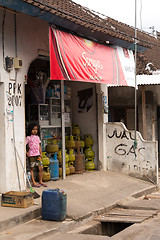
[1,191,34,208]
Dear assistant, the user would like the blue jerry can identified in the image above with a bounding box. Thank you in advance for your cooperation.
[49,153,59,180]
[42,189,67,221]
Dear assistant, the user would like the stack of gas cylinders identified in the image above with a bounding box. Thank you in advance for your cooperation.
[66,124,86,174]
[41,124,95,180]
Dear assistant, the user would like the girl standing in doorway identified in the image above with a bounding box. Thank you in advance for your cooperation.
[26,123,47,187]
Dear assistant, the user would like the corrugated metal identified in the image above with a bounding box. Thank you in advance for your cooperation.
[108,73,160,87]
[137,74,160,85]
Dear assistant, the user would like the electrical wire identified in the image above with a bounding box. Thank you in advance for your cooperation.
[134,0,137,144]
[12,70,21,191]
[12,14,21,191]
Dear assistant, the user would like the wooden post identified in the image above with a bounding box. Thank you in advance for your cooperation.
[141,86,147,140]
[152,116,155,141]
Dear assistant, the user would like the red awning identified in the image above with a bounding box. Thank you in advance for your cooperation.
[49,27,135,86]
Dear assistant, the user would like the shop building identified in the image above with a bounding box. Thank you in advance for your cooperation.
[107,30,160,184]
[0,0,155,193]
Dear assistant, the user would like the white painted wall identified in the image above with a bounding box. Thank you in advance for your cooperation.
[70,81,98,168]
[96,84,108,170]
[0,10,49,192]
[106,122,158,184]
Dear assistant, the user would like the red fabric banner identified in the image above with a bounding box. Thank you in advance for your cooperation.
[49,27,134,86]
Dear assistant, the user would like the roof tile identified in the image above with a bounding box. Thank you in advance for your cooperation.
[20,0,160,72]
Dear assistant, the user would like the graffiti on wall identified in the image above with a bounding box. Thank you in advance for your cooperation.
[108,129,145,157]
[107,128,153,172]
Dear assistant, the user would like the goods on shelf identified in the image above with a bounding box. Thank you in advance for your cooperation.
[64,85,71,99]
[46,84,60,98]
[28,104,49,126]
[45,84,71,126]
[46,84,71,99]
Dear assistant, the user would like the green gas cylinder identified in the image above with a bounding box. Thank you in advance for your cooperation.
[85,146,95,160]
[68,149,75,162]
[69,161,75,174]
[65,151,70,175]
[84,134,94,147]
[46,139,59,153]
[72,124,80,136]
[57,150,62,164]
[68,149,75,174]
[59,165,71,176]
[42,167,51,181]
[66,135,75,149]
[85,159,95,171]
[42,152,50,166]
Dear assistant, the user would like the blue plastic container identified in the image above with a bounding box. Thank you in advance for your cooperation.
[42,189,67,221]
[49,153,59,180]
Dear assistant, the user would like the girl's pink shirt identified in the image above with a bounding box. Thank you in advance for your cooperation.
[26,135,41,156]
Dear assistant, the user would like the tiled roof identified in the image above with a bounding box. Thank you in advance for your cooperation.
[21,0,150,48]
[107,18,160,72]
[20,0,160,72]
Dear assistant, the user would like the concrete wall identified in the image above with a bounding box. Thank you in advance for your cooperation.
[0,10,49,192]
[106,122,158,184]
[97,84,108,170]
[69,81,98,169]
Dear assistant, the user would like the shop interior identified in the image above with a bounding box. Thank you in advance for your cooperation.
[25,58,98,181]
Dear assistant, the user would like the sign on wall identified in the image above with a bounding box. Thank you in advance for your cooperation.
[49,27,135,87]
[8,82,22,107]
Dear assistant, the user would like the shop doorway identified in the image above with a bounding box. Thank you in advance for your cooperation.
[25,58,98,177]
[25,58,50,124]
[68,81,98,170]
